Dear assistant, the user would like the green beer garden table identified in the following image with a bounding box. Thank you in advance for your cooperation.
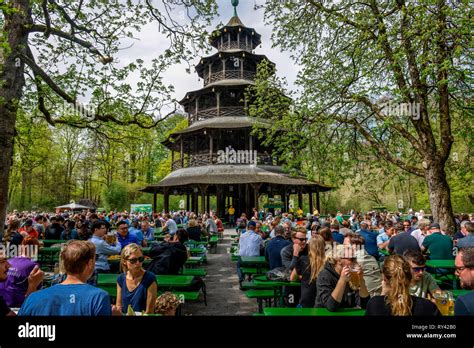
[263,307,365,316]
[97,273,194,288]
[41,240,65,246]
[38,247,61,269]
[426,259,456,289]
[240,256,268,274]
[426,260,455,269]
[252,275,301,306]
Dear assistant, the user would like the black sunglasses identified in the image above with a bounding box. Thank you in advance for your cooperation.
[412,266,426,273]
[127,256,145,264]
[295,237,307,242]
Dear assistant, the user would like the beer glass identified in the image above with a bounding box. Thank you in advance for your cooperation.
[434,291,450,316]
[106,231,116,244]
[349,265,361,290]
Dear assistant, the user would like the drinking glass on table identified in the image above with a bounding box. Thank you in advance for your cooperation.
[434,291,453,316]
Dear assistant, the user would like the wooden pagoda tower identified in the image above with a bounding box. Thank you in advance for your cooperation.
[141,0,331,218]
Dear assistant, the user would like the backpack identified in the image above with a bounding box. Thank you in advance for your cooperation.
[266,267,291,281]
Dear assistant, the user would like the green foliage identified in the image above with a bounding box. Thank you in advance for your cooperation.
[102,182,128,211]
[247,0,473,216]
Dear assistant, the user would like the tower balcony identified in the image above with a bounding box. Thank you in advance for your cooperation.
[217,41,253,53]
[190,106,246,123]
[203,70,255,86]
[171,152,276,171]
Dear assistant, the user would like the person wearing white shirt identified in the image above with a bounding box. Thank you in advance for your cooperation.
[410,219,430,249]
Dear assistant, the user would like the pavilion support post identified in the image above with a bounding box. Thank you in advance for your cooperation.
[206,191,210,214]
[316,188,321,214]
[308,188,313,215]
[180,137,184,169]
[171,150,174,170]
[153,190,157,213]
[186,191,190,211]
[298,189,303,211]
[216,92,221,117]
[199,185,208,215]
[163,188,169,213]
[280,187,287,213]
[209,134,213,164]
[250,183,262,211]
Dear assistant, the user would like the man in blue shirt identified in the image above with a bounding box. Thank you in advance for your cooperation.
[139,220,155,242]
[358,222,380,259]
[116,221,138,248]
[330,223,344,244]
[237,221,263,284]
[89,221,121,283]
[454,247,474,315]
[265,225,291,270]
[19,240,120,316]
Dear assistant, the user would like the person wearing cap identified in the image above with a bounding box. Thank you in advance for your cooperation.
[421,223,454,260]
[18,220,39,240]
[237,221,263,284]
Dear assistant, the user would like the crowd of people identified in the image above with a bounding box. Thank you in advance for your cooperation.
[0,207,473,316]
[0,209,223,316]
[235,209,474,316]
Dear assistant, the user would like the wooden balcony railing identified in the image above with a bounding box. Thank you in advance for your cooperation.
[171,153,274,170]
[203,70,255,86]
[217,42,252,52]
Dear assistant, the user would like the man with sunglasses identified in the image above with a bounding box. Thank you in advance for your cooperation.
[403,250,440,299]
[280,227,309,272]
[454,247,474,315]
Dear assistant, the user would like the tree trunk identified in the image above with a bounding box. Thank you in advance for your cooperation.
[0,0,31,235]
[20,169,27,209]
[425,162,456,234]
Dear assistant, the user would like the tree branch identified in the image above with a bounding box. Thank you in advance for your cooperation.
[41,0,52,38]
[335,114,424,177]
[348,94,422,153]
[23,51,176,129]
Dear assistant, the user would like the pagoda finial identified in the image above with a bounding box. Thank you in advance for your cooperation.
[231,0,239,17]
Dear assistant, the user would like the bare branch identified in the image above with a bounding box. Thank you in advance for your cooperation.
[41,0,52,38]
[335,114,424,177]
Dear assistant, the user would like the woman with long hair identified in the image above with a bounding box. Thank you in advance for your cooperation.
[3,220,22,246]
[290,235,327,307]
[366,254,440,316]
[116,243,157,314]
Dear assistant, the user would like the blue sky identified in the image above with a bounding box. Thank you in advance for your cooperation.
[118,0,299,115]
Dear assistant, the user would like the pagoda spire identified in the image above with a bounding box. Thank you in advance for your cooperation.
[231,0,239,17]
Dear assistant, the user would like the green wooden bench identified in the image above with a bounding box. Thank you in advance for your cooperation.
[240,281,272,291]
[181,268,207,277]
[209,236,219,253]
[161,291,200,302]
[241,267,269,281]
[246,289,276,313]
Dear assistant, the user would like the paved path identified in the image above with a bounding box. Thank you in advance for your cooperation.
[181,229,256,316]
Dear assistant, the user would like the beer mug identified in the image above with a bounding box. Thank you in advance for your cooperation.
[106,231,116,244]
[349,265,361,290]
[434,291,450,316]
